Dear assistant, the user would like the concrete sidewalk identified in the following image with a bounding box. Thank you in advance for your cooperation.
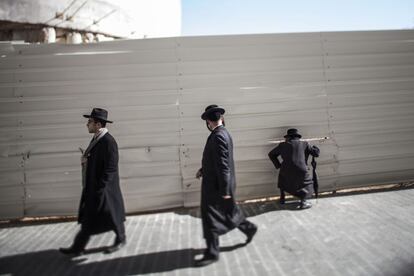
[1,189,413,276]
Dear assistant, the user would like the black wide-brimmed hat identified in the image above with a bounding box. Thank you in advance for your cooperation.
[83,108,113,123]
[284,128,302,138]
[201,104,225,120]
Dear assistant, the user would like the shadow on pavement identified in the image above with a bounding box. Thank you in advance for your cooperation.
[175,199,305,219]
[175,183,414,219]
[0,243,246,276]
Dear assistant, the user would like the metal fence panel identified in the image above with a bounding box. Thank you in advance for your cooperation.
[321,30,414,191]
[0,38,183,218]
[0,30,413,218]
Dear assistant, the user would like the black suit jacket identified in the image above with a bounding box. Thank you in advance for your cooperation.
[268,138,319,196]
[200,126,244,237]
[78,132,126,234]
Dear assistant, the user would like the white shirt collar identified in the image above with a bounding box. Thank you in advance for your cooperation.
[94,128,108,140]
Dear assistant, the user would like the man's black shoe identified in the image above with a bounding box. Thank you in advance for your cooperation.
[104,240,126,254]
[59,247,84,256]
[194,254,219,267]
[300,200,312,209]
[245,224,258,244]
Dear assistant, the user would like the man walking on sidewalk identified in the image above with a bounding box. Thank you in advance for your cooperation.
[195,105,258,267]
[60,108,126,256]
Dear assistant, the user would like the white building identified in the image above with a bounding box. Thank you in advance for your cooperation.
[0,0,181,43]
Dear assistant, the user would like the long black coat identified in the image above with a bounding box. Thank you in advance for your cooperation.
[200,126,245,238]
[268,138,320,197]
[78,133,126,235]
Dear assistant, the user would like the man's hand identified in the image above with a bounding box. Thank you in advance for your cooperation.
[196,168,203,179]
[79,148,87,164]
[222,195,232,199]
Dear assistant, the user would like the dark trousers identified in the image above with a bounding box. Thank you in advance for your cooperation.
[280,188,312,201]
[205,219,256,257]
[72,222,126,251]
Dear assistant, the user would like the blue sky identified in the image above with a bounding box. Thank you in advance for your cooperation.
[182,0,414,36]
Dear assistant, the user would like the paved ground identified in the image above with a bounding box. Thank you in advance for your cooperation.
[1,188,413,276]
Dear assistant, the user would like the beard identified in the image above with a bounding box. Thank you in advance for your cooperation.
[206,121,213,132]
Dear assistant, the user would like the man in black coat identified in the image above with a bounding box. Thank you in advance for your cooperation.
[195,105,258,267]
[268,128,320,209]
[60,108,126,255]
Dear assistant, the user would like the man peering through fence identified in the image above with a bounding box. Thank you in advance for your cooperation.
[268,128,320,209]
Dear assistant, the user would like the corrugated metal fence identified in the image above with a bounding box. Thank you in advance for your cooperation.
[1,30,414,219]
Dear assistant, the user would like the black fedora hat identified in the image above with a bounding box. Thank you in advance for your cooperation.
[284,128,302,138]
[83,108,113,123]
[201,104,225,120]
